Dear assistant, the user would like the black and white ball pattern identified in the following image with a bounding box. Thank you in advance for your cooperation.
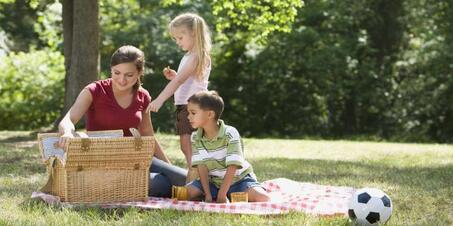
[348,188,392,225]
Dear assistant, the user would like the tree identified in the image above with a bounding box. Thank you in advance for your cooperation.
[61,0,99,118]
[0,0,51,51]
[162,0,303,44]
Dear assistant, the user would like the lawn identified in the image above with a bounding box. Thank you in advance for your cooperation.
[0,131,452,225]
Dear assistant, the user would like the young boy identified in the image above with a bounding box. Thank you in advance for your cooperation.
[185,91,270,203]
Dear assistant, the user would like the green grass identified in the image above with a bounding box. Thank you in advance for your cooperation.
[0,131,452,226]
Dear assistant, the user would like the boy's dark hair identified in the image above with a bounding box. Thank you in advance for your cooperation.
[188,91,224,120]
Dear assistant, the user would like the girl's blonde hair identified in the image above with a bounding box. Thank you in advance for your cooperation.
[169,13,211,80]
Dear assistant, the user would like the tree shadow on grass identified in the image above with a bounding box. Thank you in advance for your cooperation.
[20,198,134,221]
[0,145,45,177]
[3,156,451,199]
[0,132,37,143]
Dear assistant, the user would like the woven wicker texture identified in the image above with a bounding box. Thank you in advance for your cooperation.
[38,130,155,204]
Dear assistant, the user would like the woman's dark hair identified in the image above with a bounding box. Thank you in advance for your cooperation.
[110,45,145,90]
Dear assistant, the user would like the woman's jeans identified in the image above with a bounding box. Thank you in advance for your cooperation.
[148,158,187,197]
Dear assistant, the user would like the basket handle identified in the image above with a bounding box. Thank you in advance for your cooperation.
[129,128,143,151]
[129,128,141,138]
[40,158,57,193]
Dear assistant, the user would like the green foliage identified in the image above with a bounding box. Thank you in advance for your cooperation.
[213,0,403,137]
[211,0,303,43]
[211,0,453,142]
[161,0,303,43]
[0,49,64,130]
[1,0,453,142]
[0,0,53,51]
[34,2,62,51]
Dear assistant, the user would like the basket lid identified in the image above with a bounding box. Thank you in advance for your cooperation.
[37,130,125,164]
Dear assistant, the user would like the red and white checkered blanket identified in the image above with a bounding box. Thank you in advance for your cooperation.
[31,178,355,215]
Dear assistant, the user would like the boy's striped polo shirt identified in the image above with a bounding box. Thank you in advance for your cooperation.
[191,120,253,187]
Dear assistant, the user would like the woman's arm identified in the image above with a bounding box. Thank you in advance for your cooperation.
[139,110,171,163]
[147,55,198,112]
[58,88,93,146]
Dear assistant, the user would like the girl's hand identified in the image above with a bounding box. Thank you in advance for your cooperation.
[163,66,177,80]
[59,132,74,149]
[147,99,164,113]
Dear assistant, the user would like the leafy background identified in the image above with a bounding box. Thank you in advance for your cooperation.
[0,0,452,142]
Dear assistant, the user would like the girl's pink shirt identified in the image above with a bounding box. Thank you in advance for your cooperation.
[85,78,151,136]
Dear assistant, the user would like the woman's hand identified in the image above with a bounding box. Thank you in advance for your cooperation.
[147,99,164,113]
[58,132,74,149]
[163,66,177,80]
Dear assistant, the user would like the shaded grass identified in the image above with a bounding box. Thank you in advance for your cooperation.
[0,131,452,225]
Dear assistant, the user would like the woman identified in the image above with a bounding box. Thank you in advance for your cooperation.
[58,45,186,197]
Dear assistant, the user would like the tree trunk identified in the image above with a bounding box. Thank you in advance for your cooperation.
[61,0,99,121]
[62,0,73,116]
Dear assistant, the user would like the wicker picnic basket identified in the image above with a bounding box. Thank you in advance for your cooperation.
[37,129,155,204]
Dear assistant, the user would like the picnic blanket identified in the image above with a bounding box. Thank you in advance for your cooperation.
[31,178,355,215]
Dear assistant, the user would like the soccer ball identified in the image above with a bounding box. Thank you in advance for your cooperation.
[348,188,392,225]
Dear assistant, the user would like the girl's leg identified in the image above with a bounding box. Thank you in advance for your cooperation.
[246,187,271,202]
[180,134,192,167]
[176,105,195,168]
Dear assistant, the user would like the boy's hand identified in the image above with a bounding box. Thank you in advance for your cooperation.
[217,165,236,203]
[163,66,176,80]
[146,99,164,113]
[204,194,213,203]
[216,195,229,203]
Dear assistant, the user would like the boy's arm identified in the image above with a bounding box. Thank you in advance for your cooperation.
[217,126,244,203]
[190,134,212,202]
[217,165,237,203]
[197,164,213,202]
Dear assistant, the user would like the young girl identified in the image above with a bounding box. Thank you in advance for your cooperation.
[147,13,212,172]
